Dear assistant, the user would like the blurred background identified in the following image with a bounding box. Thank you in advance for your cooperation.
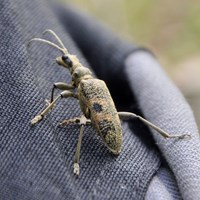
[66,0,200,128]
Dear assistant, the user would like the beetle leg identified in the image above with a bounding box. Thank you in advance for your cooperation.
[59,115,91,175]
[50,82,75,103]
[59,117,91,127]
[73,115,88,176]
[31,91,77,125]
[118,112,190,139]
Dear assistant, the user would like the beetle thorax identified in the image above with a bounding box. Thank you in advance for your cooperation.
[71,66,93,87]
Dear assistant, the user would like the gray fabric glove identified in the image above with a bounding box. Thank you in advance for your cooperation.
[0,1,200,200]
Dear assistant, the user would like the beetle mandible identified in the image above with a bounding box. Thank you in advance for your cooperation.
[30,30,190,175]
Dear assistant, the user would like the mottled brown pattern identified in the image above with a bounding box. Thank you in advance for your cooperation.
[78,79,122,154]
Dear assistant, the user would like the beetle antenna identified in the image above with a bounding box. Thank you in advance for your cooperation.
[29,38,67,54]
[43,29,68,53]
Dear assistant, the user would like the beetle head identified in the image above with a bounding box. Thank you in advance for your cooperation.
[56,54,83,72]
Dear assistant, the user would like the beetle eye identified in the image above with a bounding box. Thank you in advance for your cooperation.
[62,55,73,67]
[74,72,78,77]
[62,55,68,60]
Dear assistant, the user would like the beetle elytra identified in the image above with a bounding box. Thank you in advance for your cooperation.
[29,30,190,175]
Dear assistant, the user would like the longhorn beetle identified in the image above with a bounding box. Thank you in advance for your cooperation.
[30,30,190,175]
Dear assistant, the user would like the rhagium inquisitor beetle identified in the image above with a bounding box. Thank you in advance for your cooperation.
[29,30,190,175]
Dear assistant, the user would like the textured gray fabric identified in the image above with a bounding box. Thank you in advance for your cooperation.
[125,52,200,200]
[0,1,165,200]
[146,166,181,200]
[57,5,200,200]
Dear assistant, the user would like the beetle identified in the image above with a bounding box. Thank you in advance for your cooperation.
[30,30,190,175]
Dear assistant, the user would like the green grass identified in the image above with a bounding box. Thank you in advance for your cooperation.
[67,0,200,64]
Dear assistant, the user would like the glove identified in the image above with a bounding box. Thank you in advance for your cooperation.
[1,1,200,200]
